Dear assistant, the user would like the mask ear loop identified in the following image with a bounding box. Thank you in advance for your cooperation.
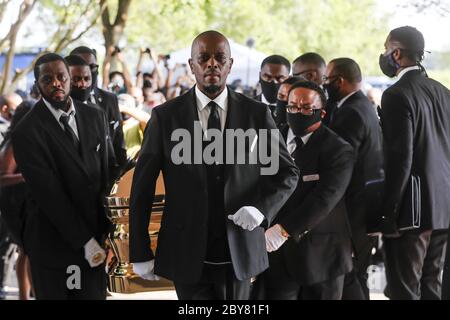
[417,50,431,78]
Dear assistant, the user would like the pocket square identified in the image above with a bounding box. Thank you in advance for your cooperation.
[303,174,320,182]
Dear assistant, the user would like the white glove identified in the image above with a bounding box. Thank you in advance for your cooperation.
[227,206,265,231]
[133,260,160,281]
[84,237,106,268]
[265,224,288,252]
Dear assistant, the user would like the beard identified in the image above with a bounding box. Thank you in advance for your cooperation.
[41,91,70,110]
[203,84,222,95]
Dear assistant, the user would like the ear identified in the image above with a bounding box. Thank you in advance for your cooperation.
[228,57,234,75]
[392,48,402,65]
[320,109,326,119]
[188,58,194,74]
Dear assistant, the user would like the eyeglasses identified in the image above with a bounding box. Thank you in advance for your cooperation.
[286,104,321,115]
[322,75,341,83]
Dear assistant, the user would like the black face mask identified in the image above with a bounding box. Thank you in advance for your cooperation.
[71,86,91,102]
[379,52,400,78]
[274,99,287,126]
[323,79,341,103]
[260,79,280,104]
[287,109,322,137]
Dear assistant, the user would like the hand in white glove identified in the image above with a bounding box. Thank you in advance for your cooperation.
[265,224,288,252]
[227,206,265,231]
[84,237,106,268]
[133,260,160,281]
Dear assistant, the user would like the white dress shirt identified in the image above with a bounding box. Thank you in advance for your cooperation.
[397,65,421,80]
[286,128,313,155]
[43,97,79,139]
[195,85,228,135]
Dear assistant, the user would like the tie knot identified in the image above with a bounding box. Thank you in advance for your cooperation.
[294,136,304,148]
[59,113,70,125]
[208,100,220,110]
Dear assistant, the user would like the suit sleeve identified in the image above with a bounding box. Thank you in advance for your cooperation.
[250,107,299,226]
[11,129,92,250]
[331,107,365,158]
[129,109,163,262]
[380,90,413,218]
[110,94,128,177]
[280,143,355,238]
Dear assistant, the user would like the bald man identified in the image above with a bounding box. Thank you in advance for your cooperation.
[0,93,23,145]
[129,30,298,300]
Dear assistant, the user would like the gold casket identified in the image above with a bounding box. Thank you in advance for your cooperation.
[105,169,174,293]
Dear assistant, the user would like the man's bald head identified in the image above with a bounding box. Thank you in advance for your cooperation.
[190,30,231,58]
[0,92,23,121]
[189,30,233,99]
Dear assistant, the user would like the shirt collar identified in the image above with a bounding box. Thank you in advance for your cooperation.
[43,97,76,122]
[397,65,421,80]
[195,85,228,112]
[261,94,276,106]
[287,128,313,146]
[337,90,358,109]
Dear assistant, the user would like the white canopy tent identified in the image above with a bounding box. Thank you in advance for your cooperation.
[168,39,268,87]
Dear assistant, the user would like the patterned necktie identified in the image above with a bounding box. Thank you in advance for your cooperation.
[59,113,80,152]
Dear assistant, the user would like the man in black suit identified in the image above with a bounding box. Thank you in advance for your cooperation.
[255,55,290,119]
[70,46,128,179]
[263,80,354,300]
[129,31,299,300]
[378,26,450,300]
[11,53,112,299]
[323,58,384,299]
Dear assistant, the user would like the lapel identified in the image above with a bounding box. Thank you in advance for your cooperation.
[296,125,324,170]
[183,88,206,183]
[93,87,104,106]
[34,100,90,179]
[73,101,94,167]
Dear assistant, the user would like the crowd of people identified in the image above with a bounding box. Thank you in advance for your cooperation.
[0,25,450,301]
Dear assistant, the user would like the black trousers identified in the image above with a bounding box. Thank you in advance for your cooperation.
[383,229,447,300]
[342,235,378,300]
[30,260,107,300]
[263,251,345,300]
[174,263,250,300]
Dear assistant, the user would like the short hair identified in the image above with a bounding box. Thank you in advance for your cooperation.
[293,52,326,68]
[328,58,362,84]
[70,46,97,59]
[33,53,69,81]
[261,55,291,73]
[191,30,230,57]
[389,26,425,62]
[64,54,89,67]
[281,76,306,86]
[288,80,327,108]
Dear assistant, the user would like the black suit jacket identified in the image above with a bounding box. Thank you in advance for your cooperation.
[272,125,354,285]
[93,87,128,179]
[380,70,450,230]
[329,90,384,239]
[11,99,112,268]
[129,86,299,283]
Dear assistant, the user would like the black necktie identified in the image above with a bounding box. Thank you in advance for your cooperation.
[60,113,80,152]
[291,136,304,159]
[207,101,221,131]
